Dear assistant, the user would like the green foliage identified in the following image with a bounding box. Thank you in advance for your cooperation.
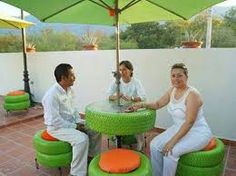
[120,22,164,49]
[0,32,22,52]
[224,7,236,35]
[29,28,82,51]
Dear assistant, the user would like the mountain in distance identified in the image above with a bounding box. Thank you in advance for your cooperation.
[24,15,117,36]
[0,14,118,36]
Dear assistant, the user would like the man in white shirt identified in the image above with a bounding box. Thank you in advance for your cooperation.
[42,63,101,176]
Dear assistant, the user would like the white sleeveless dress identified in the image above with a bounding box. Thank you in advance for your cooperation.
[151,86,212,160]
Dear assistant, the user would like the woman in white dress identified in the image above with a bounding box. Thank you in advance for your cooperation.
[108,60,146,151]
[129,63,212,176]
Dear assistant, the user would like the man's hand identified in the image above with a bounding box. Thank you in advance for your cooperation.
[76,123,86,132]
[79,112,85,119]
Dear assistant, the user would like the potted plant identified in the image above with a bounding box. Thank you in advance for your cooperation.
[26,42,36,52]
[178,17,206,48]
[81,30,100,50]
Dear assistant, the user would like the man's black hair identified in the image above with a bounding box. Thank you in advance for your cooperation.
[54,63,73,83]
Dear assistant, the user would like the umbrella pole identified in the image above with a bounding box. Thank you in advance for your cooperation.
[115,0,121,107]
[20,9,33,106]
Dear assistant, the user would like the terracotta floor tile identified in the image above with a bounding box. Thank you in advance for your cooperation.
[0,154,13,165]
[224,169,236,176]
[20,127,40,136]
[0,158,23,175]
[7,145,32,158]
[38,166,70,176]
[0,141,19,153]
[0,128,15,137]
[226,157,236,170]
[6,123,30,131]
[3,131,29,140]
[0,136,9,145]
[7,165,49,176]
[229,146,236,159]
[16,151,36,167]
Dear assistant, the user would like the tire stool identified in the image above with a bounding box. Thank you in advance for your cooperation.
[33,130,72,175]
[176,138,225,176]
[89,149,152,176]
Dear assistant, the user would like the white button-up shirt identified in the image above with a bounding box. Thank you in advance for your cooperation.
[42,83,85,129]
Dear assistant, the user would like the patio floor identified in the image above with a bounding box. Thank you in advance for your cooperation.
[0,98,235,175]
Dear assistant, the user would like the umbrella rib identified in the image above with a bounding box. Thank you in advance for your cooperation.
[42,0,86,21]
[89,0,111,9]
[95,0,112,9]
[120,0,141,12]
[145,0,187,20]
[1,19,20,29]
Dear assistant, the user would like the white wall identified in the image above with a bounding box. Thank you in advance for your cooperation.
[0,49,236,141]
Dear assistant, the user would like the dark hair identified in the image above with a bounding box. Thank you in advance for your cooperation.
[171,63,188,77]
[54,63,73,83]
[120,60,134,77]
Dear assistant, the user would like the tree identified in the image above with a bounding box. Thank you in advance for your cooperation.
[0,32,22,52]
[120,22,166,49]
[224,7,236,35]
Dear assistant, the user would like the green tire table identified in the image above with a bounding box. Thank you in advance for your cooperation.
[85,100,156,147]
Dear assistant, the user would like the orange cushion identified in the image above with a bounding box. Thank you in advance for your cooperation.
[202,137,217,151]
[99,149,140,173]
[7,90,25,96]
[41,130,58,141]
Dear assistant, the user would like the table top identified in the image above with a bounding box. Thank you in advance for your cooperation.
[85,100,156,135]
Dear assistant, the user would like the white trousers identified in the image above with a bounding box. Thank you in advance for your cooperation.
[47,126,101,176]
[150,125,212,176]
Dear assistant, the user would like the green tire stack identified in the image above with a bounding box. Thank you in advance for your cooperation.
[3,93,30,111]
[88,152,152,176]
[176,138,225,176]
[33,130,72,168]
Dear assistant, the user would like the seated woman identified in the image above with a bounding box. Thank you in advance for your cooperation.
[129,63,212,176]
[108,60,146,151]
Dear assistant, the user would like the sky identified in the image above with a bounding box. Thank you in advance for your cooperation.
[0,0,235,17]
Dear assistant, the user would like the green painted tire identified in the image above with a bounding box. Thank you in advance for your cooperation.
[4,93,29,103]
[3,100,30,111]
[179,139,225,167]
[176,161,224,176]
[33,130,72,155]
[88,152,152,176]
[85,101,156,135]
[36,151,72,168]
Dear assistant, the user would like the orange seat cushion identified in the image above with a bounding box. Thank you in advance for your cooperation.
[41,130,58,141]
[202,137,217,151]
[99,149,140,173]
[7,90,25,96]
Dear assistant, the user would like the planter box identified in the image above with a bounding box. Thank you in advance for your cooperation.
[83,45,98,50]
[181,41,202,48]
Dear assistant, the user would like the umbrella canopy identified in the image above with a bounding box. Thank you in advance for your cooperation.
[0,0,223,25]
[2,0,223,105]
[0,13,33,29]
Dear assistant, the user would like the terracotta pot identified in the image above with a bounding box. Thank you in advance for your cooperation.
[181,41,202,48]
[83,44,98,50]
[26,47,36,53]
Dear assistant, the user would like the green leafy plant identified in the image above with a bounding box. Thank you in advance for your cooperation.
[81,31,100,46]
[26,42,36,52]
